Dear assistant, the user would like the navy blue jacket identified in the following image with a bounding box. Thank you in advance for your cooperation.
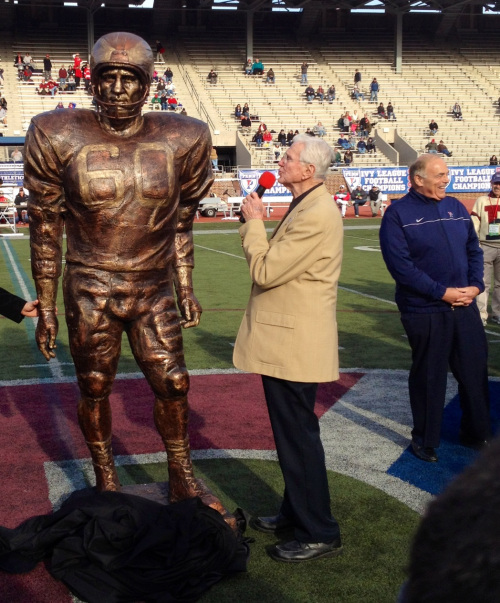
[379,189,484,313]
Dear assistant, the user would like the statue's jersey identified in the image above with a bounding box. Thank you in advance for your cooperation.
[24,109,213,279]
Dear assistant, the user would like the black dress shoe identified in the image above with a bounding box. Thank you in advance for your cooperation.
[411,441,438,463]
[251,514,294,534]
[269,538,343,563]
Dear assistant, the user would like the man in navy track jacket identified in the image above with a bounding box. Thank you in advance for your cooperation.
[380,154,491,463]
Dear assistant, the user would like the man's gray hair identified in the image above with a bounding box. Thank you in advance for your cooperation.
[293,134,333,180]
[409,154,434,185]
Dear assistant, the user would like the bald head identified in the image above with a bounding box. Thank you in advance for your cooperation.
[409,154,449,201]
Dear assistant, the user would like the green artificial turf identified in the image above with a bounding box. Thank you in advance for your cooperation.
[2,226,500,377]
[119,458,418,603]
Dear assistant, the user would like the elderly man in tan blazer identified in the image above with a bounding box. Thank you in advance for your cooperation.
[233,134,344,562]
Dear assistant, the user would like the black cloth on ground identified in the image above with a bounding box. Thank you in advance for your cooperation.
[0,491,249,602]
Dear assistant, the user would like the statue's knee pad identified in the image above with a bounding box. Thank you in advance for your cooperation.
[158,367,190,399]
[77,371,114,400]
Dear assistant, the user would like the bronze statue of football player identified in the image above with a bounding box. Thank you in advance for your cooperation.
[25,32,226,516]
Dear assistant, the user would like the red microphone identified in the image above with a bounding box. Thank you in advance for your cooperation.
[240,171,276,223]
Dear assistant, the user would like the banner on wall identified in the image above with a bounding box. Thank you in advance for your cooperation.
[238,169,292,198]
[0,164,24,187]
[342,166,500,195]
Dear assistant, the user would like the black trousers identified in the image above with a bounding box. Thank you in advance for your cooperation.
[401,304,491,448]
[261,375,340,544]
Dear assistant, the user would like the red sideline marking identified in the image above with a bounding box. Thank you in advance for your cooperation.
[0,372,362,526]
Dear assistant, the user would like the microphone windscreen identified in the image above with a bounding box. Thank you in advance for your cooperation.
[258,171,276,190]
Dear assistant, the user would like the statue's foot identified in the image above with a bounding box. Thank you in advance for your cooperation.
[169,473,237,531]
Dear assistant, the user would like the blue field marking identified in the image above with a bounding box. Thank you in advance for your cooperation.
[387,381,500,496]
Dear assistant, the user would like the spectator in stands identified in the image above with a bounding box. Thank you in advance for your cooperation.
[59,65,67,89]
[327,84,336,103]
[266,68,275,84]
[152,69,158,83]
[357,138,367,154]
[313,122,326,137]
[344,149,354,165]
[429,119,438,134]
[23,53,33,67]
[252,130,263,147]
[47,79,59,97]
[180,108,187,116]
[74,64,83,88]
[83,63,91,91]
[300,61,308,84]
[72,52,82,70]
[151,93,161,110]
[156,77,166,92]
[14,53,23,67]
[0,67,4,87]
[1,106,8,127]
[55,101,64,110]
[334,185,350,218]
[43,54,52,81]
[490,155,498,166]
[166,81,176,97]
[234,104,242,118]
[262,129,273,147]
[377,102,387,119]
[167,96,178,111]
[366,137,376,153]
[273,143,281,161]
[22,65,33,82]
[348,134,357,149]
[240,114,251,135]
[11,148,22,162]
[337,134,350,150]
[242,102,250,117]
[452,102,463,120]
[305,128,315,137]
[67,102,76,109]
[164,67,173,83]
[352,185,368,217]
[387,101,396,121]
[316,85,325,102]
[155,40,165,63]
[286,129,295,146]
[354,69,362,86]
[359,114,372,137]
[207,69,218,85]
[333,149,342,166]
[370,78,379,102]
[66,74,76,92]
[350,120,359,136]
[344,111,352,132]
[305,85,315,102]
[0,94,7,110]
[244,59,253,75]
[368,185,384,217]
[160,91,168,111]
[425,139,438,153]
[437,140,453,157]
[352,84,364,101]
[278,129,287,145]
[294,129,300,137]
[257,122,268,135]
[252,58,264,76]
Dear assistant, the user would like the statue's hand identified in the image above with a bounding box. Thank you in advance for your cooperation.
[36,309,58,360]
[178,289,202,329]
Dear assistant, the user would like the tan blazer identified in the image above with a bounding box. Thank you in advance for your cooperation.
[233,183,343,383]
